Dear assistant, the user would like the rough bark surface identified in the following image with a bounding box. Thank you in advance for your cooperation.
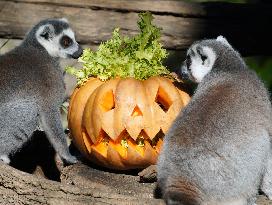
[0,161,271,205]
[0,160,166,204]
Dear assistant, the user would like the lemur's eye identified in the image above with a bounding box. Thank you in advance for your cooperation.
[61,35,72,48]
[186,55,192,69]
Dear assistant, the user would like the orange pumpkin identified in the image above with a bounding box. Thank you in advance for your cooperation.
[68,76,190,170]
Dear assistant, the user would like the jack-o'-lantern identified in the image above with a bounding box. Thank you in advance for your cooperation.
[66,12,191,169]
[68,77,190,169]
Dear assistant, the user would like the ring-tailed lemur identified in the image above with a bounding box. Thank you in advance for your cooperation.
[157,36,272,205]
[0,18,82,165]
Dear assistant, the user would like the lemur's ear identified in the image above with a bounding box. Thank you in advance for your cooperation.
[216,36,232,48]
[59,18,69,23]
[39,24,54,40]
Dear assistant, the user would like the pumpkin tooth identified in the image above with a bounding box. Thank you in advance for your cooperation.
[91,140,108,158]
[82,131,93,153]
[126,117,143,141]
[128,138,145,157]
[143,126,160,140]
[135,145,145,157]
[111,141,127,158]
[126,142,144,165]
[144,140,158,164]
[90,146,109,167]
[107,144,125,168]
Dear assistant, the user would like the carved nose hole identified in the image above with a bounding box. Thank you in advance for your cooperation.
[100,90,115,112]
[131,105,143,117]
[155,87,172,112]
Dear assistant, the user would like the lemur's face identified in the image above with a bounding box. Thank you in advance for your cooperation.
[181,44,216,83]
[36,18,83,59]
[181,36,233,83]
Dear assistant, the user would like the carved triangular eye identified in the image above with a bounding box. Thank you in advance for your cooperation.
[131,105,143,117]
[100,90,115,112]
[155,87,173,112]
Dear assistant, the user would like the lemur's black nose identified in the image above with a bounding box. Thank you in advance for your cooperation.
[181,70,189,80]
[71,45,83,59]
[180,64,190,80]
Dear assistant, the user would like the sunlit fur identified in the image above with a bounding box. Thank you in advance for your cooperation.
[157,36,272,205]
[0,18,82,165]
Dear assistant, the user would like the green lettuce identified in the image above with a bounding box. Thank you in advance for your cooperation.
[66,12,170,85]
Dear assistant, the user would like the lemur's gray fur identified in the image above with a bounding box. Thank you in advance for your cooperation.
[157,36,272,205]
[0,18,82,165]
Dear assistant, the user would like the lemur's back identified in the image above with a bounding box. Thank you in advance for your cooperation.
[157,37,272,205]
[171,69,272,148]
[0,45,65,105]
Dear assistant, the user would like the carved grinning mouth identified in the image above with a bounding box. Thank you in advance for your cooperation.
[82,128,164,159]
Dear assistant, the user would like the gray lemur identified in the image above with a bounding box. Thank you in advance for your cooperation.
[157,36,272,205]
[0,18,82,165]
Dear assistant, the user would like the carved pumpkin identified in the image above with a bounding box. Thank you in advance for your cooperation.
[68,76,190,170]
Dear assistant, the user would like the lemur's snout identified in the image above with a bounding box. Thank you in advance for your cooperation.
[71,45,83,59]
[180,64,189,80]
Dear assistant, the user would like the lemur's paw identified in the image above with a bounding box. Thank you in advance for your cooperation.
[0,155,10,164]
[61,154,78,166]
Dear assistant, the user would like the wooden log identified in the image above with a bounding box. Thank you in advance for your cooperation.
[0,0,271,55]
[0,160,271,205]
[4,0,272,18]
[0,162,164,205]
[59,163,272,205]
[61,163,158,200]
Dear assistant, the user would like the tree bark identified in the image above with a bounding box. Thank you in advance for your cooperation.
[0,162,164,205]
[0,161,271,205]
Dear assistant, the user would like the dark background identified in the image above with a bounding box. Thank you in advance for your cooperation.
[184,0,272,91]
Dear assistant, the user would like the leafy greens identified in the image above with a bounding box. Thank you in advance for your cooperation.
[66,12,170,85]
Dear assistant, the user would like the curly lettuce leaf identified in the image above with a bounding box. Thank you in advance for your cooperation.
[66,12,170,85]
